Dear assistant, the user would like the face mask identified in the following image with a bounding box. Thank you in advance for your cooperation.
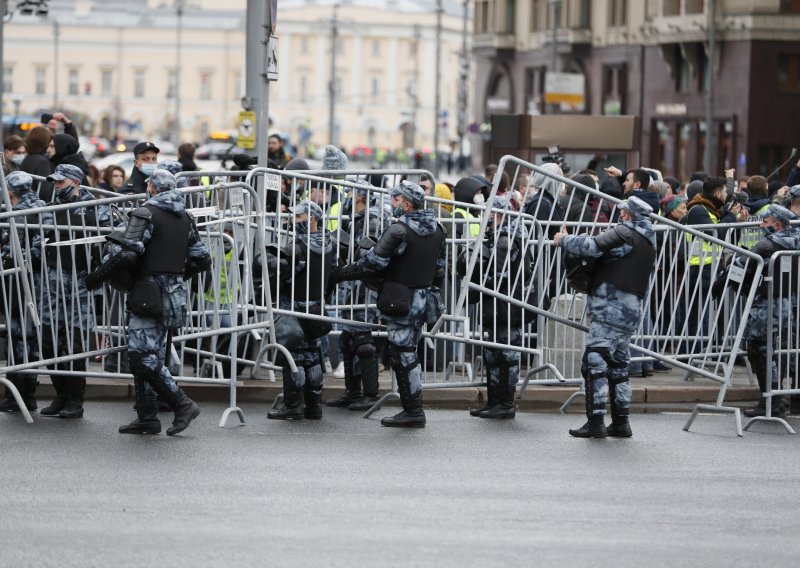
[294,221,309,234]
[392,205,406,218]
[762,225,777,237]
[11,154,26,166]
[223,241,233,254]
[473,194,485,205]
[54,184,78,203]
[139,163,156,176]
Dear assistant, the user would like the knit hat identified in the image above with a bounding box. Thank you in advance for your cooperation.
[661,194,684,215]
[4,171,33,194]
[323,145,348,170]
[289,199,324,221]
[619,195,653,218]
[285,158,310,171]
[531,162,564,199]
[47,164,84,183]
[158,159,187,188]
[389,180,425,207]
[148,169,177,193]
[761,204,798,227]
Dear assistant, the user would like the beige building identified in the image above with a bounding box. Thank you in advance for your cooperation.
[2,0,474,154]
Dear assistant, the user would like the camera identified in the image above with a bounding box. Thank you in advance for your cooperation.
[732,191,749,206]
[542,144,570,174]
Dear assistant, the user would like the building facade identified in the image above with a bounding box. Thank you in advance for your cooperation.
[473,0,800,180]
[2,0,474,154]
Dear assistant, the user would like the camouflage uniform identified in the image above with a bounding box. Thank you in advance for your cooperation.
[331,181,446,427]
[265,200,333,420]
[558,196,656,437]
[0,172,53,411]
[736,205,800,417]
[40,172,114,418]
[87,169,210,435]
[327,197,388,411]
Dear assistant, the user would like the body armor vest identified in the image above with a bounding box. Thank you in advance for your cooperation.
[384,224,445,288]
[139,205,191,275]
[592,229,656,298]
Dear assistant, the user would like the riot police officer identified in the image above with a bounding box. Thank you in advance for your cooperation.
[735,205,800,418]
[456,196,530,419]
[326,184,388,411]
[39,164,113,418]
[0,171,52,412]
[328,180,446,428]
[265,200,334,420]
[553,195,656,438]
[86,169,211,436]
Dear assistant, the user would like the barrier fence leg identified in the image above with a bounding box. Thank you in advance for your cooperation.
[219,336,245,428]
[0,376,34,424]
[362,368,399,419]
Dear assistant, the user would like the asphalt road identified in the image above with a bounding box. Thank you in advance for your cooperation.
[1,403,799,568]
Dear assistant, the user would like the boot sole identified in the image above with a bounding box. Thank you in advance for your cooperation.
[569,430,608,438]
[380,420,426,428]
[119,428,162,435]
[478,413,515,419]
[58,410,84,419]
[166,406,201,436]
[267,414,305,420]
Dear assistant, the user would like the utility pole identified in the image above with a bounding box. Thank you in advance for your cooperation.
[548,0,561,115]
[457,0,469,174]
[703,0,717,173]
[408,24,421,151]
[174,0,185,146]
[0,1,6,140]
[245,0,271,165]
[52,19,59,108]
[328,2,339,147]
[433,0,443,177]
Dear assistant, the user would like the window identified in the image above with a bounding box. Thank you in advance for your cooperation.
[662,0,679,16]
[299,74,308,102]
[700,50,711,92]
[68,68,79,96]
[35,67,46,95]
[300,36,309,55]
[524,67,545,114]
[778,54,800,93]
[684,0,704,14]
[200,72,211,100]
[663,0,703,16]
[609,0,626,26]
[370,76,380,99]
[781,0,800,13]
[134,69,145,98]
[372,39,380,56]
[577,0,591,28]
[101,69,113,97]
[676,48,690,93]
[3,67,11,93]
[166,69,177,99]
[530,0,544,31]
[602,64,627,115]
[505,0,516,33]
[476,0,490,33]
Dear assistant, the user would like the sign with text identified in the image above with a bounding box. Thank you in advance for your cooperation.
[544,72,585,110]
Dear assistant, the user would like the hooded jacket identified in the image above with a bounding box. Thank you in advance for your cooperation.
[51,134,89,184]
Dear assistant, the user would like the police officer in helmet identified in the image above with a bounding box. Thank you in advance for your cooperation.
[328,180,446,428]
[553,195,657,438]
[86,169,211,436]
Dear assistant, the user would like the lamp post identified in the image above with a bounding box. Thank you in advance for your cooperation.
[548,0,561,115]
[173,0,186,146]
[703,0,718,173]
[327,2,339,146]
[432,0,443,177]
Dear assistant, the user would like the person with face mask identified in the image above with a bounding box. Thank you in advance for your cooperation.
[3,135,27,176]
[452,176,485,239]
[262,200,334,420]
[37,164,114,419]
[456,197,532,419]
[85,169,211,435]
[0,171,54,413]
[715,205,800,419]
[121,141,160,194]
[327,181,447,428]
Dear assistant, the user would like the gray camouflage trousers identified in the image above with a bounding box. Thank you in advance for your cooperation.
[583,321,634,417]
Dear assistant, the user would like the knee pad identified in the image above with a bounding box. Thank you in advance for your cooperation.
[128,351,157,378]
[352,330,376,359]
[339,330,354,355]
[389,344,417,373]
[583,347,611,377]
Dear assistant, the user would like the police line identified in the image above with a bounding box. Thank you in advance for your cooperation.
[0,165,774,434]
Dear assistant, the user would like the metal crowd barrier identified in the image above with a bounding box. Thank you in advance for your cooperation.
[0,160,779,436]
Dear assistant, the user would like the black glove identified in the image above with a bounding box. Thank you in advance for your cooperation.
[326,267,344,299]
[85,270,103,291]
[710,271,728,300]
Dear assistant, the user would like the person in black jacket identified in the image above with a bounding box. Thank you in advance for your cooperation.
[51,134,89,185]
[20,126,55,201]
[121,141,160,194]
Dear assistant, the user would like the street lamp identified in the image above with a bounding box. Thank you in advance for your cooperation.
[173,0,186,146]
[548,0,561,115]
[1,1,50,139]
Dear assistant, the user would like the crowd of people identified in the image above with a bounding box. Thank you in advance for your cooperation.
[4,115,800,437]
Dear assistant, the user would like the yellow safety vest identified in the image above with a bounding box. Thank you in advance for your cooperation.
[453,207,480,237]
[687,206,719,266]
[739,204,770,250]
[327,201,342,231]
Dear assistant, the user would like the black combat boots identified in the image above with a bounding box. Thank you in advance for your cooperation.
[58,377,85,419]
[470,377,496,417]
[40,375,69,416]
[119,378,162,435]
[326,354,361,407]
[348,357,381,411]
[381,373,425,428]
[569,374,608,438]
[268,368,306,420]
[478,366,516,419]
[607,376,632,437]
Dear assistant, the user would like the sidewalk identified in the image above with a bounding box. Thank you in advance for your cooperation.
[19,360,760,413]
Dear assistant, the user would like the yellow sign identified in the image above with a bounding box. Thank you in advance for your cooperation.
[237,111,256,149]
